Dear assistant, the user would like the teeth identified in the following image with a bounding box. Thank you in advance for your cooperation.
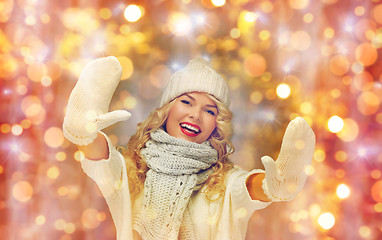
[180,123,200,133]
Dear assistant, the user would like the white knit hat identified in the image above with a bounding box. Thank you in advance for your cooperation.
[160,57,230,107]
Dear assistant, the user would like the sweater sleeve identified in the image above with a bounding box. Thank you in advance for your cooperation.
[80,131,125,199]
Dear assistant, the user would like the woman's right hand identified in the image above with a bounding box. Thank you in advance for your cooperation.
[63,56,131,146]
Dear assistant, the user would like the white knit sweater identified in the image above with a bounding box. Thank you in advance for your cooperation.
[80,132,272,240]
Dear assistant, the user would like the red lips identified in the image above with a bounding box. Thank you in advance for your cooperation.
[179,122,201,137]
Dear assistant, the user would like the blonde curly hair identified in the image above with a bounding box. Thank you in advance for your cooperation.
[121,93,234,200]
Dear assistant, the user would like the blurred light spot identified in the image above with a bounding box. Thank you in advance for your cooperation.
[244,12,257,23]
[36,215,46,226]
[371,180,382,202]
[58,186,69,196]
[99,8,112,20]
[329,55,349,76]
[324,28,335,39]
[0,165,3,174]
[314,149,326,162]
[64,222,76,234]
[371,169,381,179]
[250,91,263,104]
[259,30,271,41]
[304,165,315,176]
[318,212,335,230]
[55,219,66,230]
[356,42,377,66]
[260,1,273,13]
[11,124,23,136]
[97,212,107,222]
[376,112,382,124]
[44,127,64,148]
[117,56,134,80]
[303,13,314,23]
[372,4,382,25]
[358,147,367,157]
[56,151,67,161]
[47,166,60,179]
[357,91,380,115]
[328,115,344,133]
[124,5,142,22]
[289,0,309,9]
[354,6,365,16]
[25,15,36,25]
[337,118,359,142]
[13,181,33,202]
[330,88,341,98]
[359,226,371,238]
[335,151,347,162]
[123,96,137,110]
[335,169,345,179]
[336,183,350,199]
[82,208,100,229]
[353,71,373,91]
[168,12,192,36]
[291,31,311,51]
[211,0,226,7]
[21,119,32,129]
[21,95,46,125]
[276,83,291,99]
[1,123,11,133]
[230,28,241,39]
[150,64,171,88]
[300,102,312,114]
[27,62,47,82]
[375,203,382,213]
[74,151,83,162]
[244,53,266,77]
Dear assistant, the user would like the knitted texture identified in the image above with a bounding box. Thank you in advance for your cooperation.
[63,56,131,145]
[133,128,218,240]
[160,57,230,107]
[262,117,316,201]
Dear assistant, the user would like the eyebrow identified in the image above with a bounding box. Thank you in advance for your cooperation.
[183,93,218,109]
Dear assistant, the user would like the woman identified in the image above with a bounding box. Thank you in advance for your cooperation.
[63,56,315,240]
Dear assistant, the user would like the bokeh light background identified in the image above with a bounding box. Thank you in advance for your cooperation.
[1,0,382,239]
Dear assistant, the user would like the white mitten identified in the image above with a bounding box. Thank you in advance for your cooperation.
[63,56,131,145]
[262,117,315,202]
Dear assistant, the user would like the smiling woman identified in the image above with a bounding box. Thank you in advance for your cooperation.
[63,56,315,240]
[165,92,218,144]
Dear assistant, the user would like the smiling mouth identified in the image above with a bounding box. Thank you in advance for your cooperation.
[180,122,201,137]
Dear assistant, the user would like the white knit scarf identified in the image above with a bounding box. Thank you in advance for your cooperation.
[133,128,218,240]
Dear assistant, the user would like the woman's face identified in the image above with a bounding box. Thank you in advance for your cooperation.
[165,92,218,144]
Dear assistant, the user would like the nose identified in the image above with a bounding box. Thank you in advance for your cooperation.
[188,107,201,121]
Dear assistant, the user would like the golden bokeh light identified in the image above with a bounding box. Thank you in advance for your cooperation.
[355,42,378,67]
[124,4,143,23]
[336,118,359,142]
[244,53,267,77]
[318,212,335,230]
[327,115,344,133]
[44,127,65,148]
[329,55,349,76]
[276,83,291,99]
[336,183,351,199]
[82,208,100,229]
[12,181,33,203]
